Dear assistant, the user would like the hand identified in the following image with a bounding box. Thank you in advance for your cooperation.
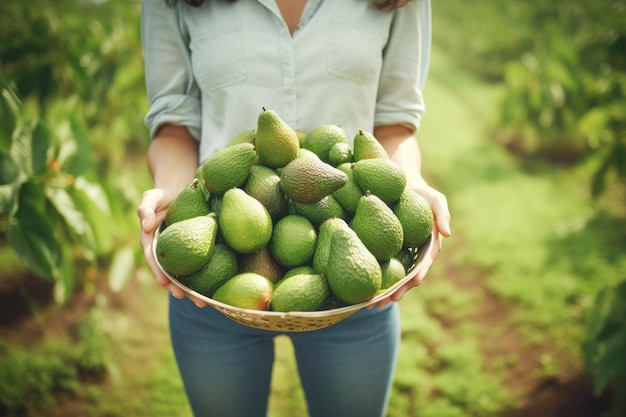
[369,185,451,309]
[138,188,208,308]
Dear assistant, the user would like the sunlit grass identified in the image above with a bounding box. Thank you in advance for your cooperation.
[85,278,192,417]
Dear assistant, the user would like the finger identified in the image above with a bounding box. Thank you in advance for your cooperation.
[137,196,156,231]
[389,281,417,302]
[435,207,452,238]
[165,282,186,299]
[414,186,451,238]
[139,226,154,250]
[187,294,208,308]
[428,191,452,238]
[137,189,166,234]
[372,298,391,309]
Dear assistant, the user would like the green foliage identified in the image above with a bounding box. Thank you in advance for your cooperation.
[0,0,148,300]
[421,58,626,417]
[581,280,626,417]
[433,0,626,198]
[0,0,145,128]
[387,280,512,417]
[0,308,109,416]
[1,81,116,301]
[0,341,79,415]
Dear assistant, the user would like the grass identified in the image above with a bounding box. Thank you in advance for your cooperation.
[84,277,192,417]
[0,306,108,417]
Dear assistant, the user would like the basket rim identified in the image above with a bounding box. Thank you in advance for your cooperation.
[152,224,434,319]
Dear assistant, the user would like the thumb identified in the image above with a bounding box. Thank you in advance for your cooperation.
[137,189,166,234]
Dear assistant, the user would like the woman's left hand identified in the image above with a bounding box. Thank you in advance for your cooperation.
[368,184,451,309]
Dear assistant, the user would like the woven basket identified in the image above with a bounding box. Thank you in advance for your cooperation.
[153,228,434,332]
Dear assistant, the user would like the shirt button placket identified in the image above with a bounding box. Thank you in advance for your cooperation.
[280,29,297,127]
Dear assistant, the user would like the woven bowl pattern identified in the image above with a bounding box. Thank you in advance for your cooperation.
[153,230,434,332]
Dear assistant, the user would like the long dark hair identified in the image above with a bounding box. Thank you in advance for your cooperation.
[166,0,413,11]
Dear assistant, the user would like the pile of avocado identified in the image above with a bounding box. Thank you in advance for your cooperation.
[155,109,433,312]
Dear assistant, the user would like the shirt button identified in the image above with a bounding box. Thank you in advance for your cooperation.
[283,77,291,86]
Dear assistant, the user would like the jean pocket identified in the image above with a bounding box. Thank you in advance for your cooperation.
[327,19,384,83]
[191,24,247,92]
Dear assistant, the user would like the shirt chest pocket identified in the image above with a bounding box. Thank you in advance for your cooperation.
[327,20,385,83]
[190,25,247,92]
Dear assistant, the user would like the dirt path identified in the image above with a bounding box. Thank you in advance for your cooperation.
[439,254,612,416]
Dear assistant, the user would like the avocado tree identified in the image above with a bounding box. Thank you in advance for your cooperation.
[0,80,138,302]
[433,0,626,200]
[0,0,147,302]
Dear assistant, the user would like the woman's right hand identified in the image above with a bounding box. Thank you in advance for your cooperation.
[138,187,208,307]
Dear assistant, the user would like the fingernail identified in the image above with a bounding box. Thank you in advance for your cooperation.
[141,219,146,231]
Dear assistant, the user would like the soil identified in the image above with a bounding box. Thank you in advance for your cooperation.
[0,265,614,417]
[438,262,614,417]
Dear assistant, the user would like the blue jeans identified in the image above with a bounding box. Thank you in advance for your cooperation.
[169,295,401,417]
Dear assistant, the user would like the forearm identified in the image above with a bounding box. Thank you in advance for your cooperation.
[139,124,203,303]
[148,124,200,193]
[373,125,428,191]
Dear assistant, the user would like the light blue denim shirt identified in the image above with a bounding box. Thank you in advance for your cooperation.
[141,0,431,163]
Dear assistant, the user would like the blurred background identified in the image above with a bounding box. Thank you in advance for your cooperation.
[0,0,624,416]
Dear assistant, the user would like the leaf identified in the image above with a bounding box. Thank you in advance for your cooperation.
[9,121,35,178]
[591,152,612,198]
[0,81,21,152]
[582,281,626,396]
[7,224,59,281]
[56,130,78,170]
[53,114,93,177]
[70,178,114,255]
[0,182,19,218]
[30,120,51,176]
[54,244,77,304]
[6,181,59,281]
[108,246,136,293]
[0,152,20,185]
[45,185,96,261]
[578,108,609,140]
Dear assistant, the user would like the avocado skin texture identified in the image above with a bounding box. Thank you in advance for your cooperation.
[255,108,300,169]
[271,273,330,312]
[353,129,388,161]
[326,227,382,305]
[312,217,350,276]
[393,189,434,248]
[201,143,257,194]
[219,188,273,254]
[352,192,404,261]
[301,124,348,163]
[280,157,348,204]
[352,158,406,205]
[156,214,218,276]
[165,178,210,227]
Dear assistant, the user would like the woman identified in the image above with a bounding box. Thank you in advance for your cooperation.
[137,1,451,416]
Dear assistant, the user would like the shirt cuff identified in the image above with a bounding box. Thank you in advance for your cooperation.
[145,93,202,140]
[374,113,422,134]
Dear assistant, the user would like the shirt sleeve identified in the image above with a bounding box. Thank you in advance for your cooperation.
[374,0,431,132]
[141,0,202,140]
